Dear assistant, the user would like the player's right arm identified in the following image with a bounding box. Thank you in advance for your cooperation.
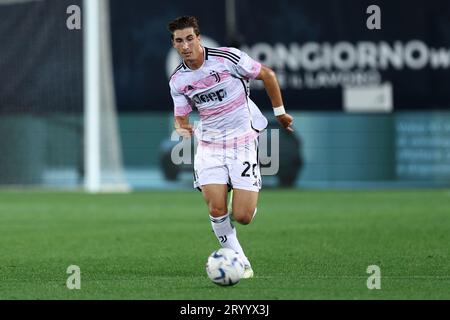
[170,78,194,137]
[174,115,193,138]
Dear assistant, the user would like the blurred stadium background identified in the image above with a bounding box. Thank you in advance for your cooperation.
[0,0,449,300]
[1,0,449,190]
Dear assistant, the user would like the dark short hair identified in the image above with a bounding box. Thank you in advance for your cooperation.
[168,16,200,40]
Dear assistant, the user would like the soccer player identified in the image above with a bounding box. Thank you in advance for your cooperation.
[168,16,293,278]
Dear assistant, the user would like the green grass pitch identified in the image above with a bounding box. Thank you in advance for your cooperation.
[0,189,449,300]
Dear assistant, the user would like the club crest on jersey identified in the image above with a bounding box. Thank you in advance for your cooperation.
[210,70,221,83]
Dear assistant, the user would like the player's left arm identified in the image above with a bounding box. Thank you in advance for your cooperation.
[256,65,294,132]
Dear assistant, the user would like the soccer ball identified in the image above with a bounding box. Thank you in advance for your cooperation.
[206,248,245,286]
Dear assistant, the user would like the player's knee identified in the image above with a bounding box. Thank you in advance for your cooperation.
[236,216,252,225]
[209,206,227,217]
[233,210,254,225]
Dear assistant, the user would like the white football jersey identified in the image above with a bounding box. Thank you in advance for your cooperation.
[169,47,267,145]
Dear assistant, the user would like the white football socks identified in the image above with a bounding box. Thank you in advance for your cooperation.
[209,213,251,266]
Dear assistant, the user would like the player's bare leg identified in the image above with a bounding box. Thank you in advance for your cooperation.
[202,184,252,274]
[201,184,228,218]
[231,188,258,225]
[230,188,258,278]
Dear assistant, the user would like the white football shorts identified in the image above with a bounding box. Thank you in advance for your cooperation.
[193,137,262,192]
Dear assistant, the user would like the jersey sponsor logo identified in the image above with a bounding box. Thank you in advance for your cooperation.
[192,89,227,105]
